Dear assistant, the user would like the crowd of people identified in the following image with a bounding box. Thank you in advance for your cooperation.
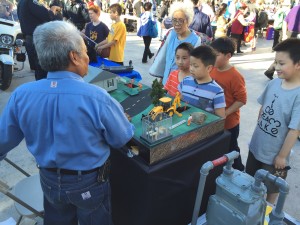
[0,0,300,224]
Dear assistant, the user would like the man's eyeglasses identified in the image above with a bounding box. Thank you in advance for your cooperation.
[172,18,185,25]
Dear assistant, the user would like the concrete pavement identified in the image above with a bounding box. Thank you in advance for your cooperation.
[0,33,299,224]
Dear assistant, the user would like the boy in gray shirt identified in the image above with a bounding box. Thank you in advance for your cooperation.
[246,38,300,205]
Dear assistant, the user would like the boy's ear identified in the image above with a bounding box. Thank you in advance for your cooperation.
[207,65,214,73]
[225,53,232,60]
[295,61,300,70]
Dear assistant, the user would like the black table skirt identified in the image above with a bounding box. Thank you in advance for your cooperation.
[110,131,231,225]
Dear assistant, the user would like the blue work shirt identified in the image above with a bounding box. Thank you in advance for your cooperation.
[0,71,135,169]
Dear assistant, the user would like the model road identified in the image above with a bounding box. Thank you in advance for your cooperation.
[121,88,152,117]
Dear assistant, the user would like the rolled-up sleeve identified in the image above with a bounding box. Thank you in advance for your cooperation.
[101,97,135,148]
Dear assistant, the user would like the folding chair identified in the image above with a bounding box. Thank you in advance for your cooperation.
[0,158,44,225]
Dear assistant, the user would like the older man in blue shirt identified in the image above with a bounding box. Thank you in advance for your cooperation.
[0,21,134,225]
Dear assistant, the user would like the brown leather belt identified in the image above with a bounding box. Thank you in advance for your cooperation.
[45,167,100,175]
[42,159,110,181]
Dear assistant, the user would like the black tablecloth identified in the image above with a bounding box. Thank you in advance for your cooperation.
[110,131,231,225]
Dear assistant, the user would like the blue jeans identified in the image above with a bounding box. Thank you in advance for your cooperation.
[39,169,113,225]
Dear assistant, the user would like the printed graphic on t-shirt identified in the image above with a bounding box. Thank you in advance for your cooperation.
[90,31,98,41]
[258,94,281,137]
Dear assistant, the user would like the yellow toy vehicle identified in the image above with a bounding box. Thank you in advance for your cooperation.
[148,92,182,120]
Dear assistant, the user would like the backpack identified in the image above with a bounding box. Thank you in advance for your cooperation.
[193,30,212,46]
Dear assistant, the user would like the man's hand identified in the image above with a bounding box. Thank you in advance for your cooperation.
[125,113,132,122]
[274,155,287,169]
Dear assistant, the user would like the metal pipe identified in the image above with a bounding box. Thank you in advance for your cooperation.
[252,169,268,193]
[269,177,289,225]
[253,169,289,225]
[191,161,214,225]
[191,151,239,225]
[4,158,31,177]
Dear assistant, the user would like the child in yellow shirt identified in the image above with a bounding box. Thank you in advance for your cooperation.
[96,4,126,65]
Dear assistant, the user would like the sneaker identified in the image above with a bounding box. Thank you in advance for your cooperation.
[142,60,148,63]
[237,51,244,54]
[149,53,154,59]
[264,70,274,80]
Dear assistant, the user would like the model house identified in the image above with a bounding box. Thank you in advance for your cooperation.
[84,65,118,92]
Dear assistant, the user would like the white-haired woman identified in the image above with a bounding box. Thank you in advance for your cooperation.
[149,0,201,85]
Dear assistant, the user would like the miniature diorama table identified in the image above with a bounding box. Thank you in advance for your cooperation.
[83,72,231,225]
[103,81,231,225]
[110,81,225,164]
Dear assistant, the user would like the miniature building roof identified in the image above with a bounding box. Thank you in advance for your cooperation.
[84,65,118,83]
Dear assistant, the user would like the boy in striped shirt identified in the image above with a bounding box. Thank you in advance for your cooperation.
[178,46,226,118]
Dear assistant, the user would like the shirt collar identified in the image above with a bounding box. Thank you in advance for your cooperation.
[47,71,84,82]
[194,78,213,85]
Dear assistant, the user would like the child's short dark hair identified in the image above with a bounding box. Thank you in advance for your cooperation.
[143,2,152,11]
[273,38,300,64]
[190,45,216,67]
[110,3,122,16]
[175,42,194,55]
[191,0,199,5]
[211,37,235,56]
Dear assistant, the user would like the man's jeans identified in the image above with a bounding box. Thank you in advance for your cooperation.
[39,168,113,225]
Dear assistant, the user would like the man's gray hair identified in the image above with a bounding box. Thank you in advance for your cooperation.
[169,0,195,25]
[33,21,84,72]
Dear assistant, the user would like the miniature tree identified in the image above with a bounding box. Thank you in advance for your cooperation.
[150,79,165,105]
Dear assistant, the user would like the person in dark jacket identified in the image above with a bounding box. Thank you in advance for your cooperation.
[17,0,60,80]
[49,0,64,20]
[63,0,90,30]
[189,0,213,38]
